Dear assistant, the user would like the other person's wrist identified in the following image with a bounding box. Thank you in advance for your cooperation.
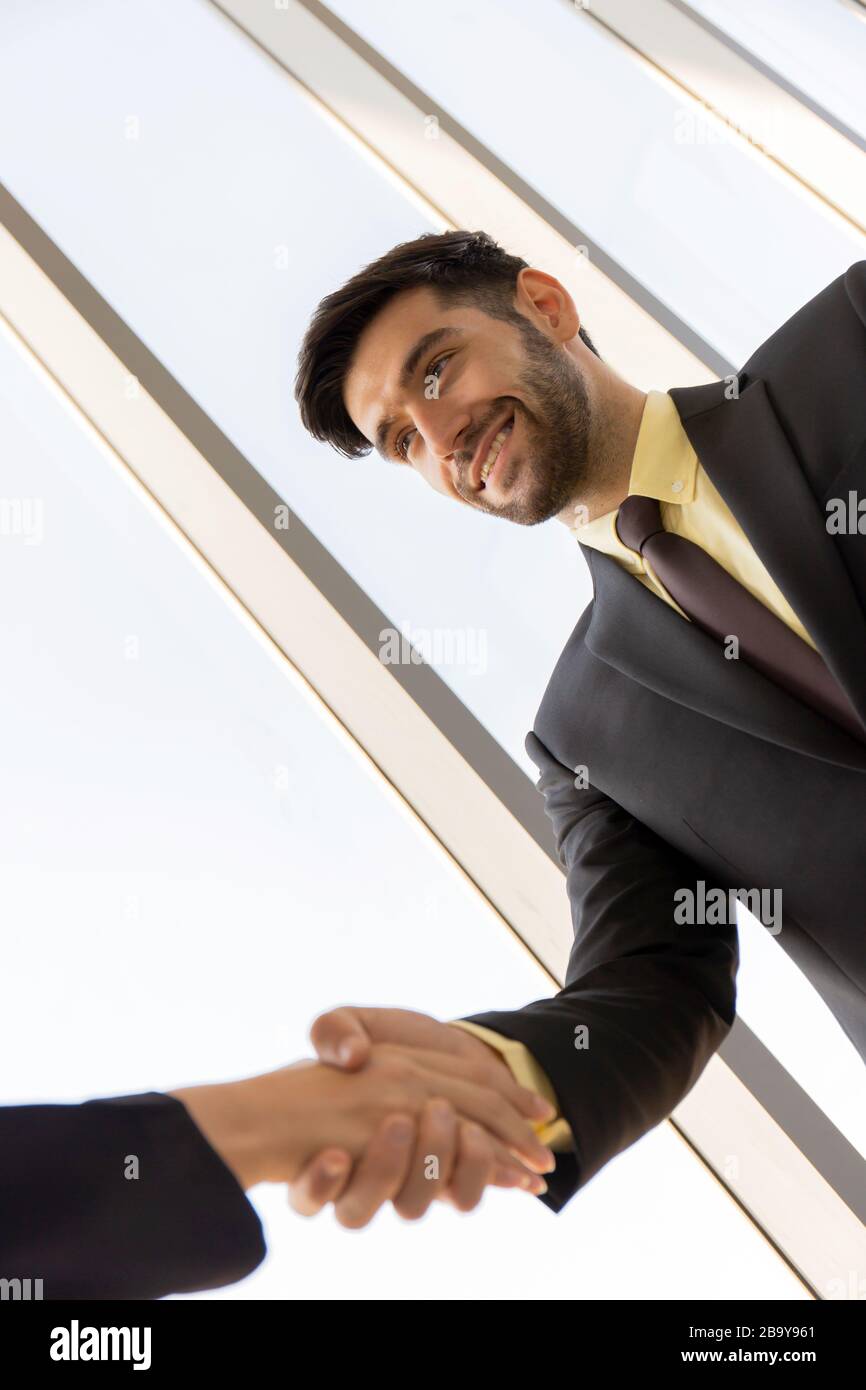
[168,1072,303,1191]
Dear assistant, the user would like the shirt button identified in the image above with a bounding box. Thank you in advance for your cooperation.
[671,480,684,494]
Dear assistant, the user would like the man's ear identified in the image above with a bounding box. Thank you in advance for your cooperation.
[515,267,580,342]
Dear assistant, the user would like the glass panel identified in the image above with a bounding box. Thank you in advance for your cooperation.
[0,0,584,782]
[324,0,866,361]
[684,0,866,142]
[0,324,806,1299]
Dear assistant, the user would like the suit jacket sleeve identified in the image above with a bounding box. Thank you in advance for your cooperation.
[0,1091,266,1299]
[458,730,740,1214]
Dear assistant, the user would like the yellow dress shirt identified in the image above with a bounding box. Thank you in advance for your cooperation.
[446,389,818,1163]
[575,389,817,649]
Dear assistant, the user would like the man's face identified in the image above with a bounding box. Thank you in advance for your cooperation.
[343,285,594,526]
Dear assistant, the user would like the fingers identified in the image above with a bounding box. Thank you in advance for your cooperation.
[310,1006,371,1071]
[444,1123,549,1211]
[439,1074,555,1173]
[333,1114,417,1230]
[285,1127,548,1233]
[445,1121,500,1213]
[288,1149,353,1216]
[398,1043,556,1126]
[486,1136,549,1196]
[390,1103,547,1219]
[392,1097,460,1221]
[381,1049,554,1174]
[310,1006,466,1070]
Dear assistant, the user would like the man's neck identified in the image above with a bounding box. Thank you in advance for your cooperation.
[557,380,647,530]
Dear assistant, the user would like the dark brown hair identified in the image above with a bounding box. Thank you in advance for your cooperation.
[294,229,599,459]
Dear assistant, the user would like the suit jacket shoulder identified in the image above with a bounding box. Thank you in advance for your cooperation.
[737,260,866,493]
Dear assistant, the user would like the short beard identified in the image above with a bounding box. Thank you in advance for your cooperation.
[472,316,595,527]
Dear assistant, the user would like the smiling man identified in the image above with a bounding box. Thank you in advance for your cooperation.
[292,229,866,1220]
[298,231,635,529]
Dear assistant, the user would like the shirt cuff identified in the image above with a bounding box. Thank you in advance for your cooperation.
[447,1020,574,1152]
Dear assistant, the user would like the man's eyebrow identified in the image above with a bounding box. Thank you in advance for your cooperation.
[373,326,465,459]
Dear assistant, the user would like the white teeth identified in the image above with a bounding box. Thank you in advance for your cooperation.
[480,419,513,482]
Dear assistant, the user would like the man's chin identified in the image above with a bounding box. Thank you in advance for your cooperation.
[475,464,568,526]
[513,481,574,527]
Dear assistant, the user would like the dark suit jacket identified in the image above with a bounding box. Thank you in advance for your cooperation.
[463,260,866,1213]
[0,1093,265,1298]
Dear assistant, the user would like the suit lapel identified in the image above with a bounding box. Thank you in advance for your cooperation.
[584,547,866,773]
[582,374,866,774]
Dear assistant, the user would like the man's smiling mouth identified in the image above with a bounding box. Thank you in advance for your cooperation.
[479,414,514,488]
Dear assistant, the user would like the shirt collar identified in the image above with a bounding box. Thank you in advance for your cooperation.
[574,390,697,553]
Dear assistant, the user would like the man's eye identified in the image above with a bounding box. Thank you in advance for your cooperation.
[395,353,451,461]
[427,355,449,383]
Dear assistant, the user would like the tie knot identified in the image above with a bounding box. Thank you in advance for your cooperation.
[616,494,665,554]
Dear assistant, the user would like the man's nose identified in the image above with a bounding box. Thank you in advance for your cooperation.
[415,402,470,482]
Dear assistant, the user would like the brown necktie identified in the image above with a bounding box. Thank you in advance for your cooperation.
[616,493,866,744]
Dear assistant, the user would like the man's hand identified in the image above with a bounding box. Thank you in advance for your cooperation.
[287,1006,557,1224]
[310,1006,536,1081]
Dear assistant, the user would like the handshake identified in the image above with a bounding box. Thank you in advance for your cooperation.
[171,1006,557,1228]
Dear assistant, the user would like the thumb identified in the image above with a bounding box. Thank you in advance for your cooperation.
[310,1005,371,1070]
